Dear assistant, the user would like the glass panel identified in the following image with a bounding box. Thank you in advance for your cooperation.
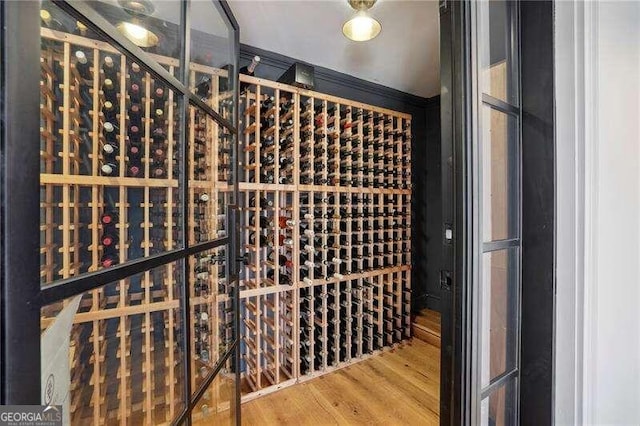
[40,1,184,286]
[189,247,235,392]
[188,106,233,245]
[480,249,518,387]
[78,0,182,76]
[192,360,236,425]
[40,261,186,424]
[479,0,517,104]
[481,106,518,242]
[481,377,517,426]
[189,0,236,123]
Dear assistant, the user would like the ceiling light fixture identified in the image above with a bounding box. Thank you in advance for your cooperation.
[342,0,381,42]
[116,0,159,47]
[117,20,159,47]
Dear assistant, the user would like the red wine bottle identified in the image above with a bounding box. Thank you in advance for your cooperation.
[100,253,119,268]
[100,211,119,226]
[279,216,295,228]
[152,82,167,104]
[151,160,166,178]
[101,230,119,247]
[128,103,142,126]
[127,157,142,177]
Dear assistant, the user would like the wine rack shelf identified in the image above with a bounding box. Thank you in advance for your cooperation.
[236,75,412,399]
[39,26,233,425]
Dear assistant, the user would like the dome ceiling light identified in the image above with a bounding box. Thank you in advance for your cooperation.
[342,0,382,42]
[116,0,159,47]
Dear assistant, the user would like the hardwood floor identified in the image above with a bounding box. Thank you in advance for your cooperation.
[412,309,442,348]
[241,339,440,425]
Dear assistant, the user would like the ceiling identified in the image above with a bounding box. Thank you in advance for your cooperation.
[228,0,440,99]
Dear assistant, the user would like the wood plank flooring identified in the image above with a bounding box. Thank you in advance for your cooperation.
[412,309,442,348]
[241,339,440,425]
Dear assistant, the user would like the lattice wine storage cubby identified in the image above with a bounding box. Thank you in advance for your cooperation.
[39,4,235,423]
[237,75,412,399]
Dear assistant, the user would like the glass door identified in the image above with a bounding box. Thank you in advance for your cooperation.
[440,0,521,424]
[1,1,241,424]
[475,2,521,423]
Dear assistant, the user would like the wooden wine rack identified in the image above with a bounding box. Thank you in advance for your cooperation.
[39,26,233,425]
[237,75,412,400]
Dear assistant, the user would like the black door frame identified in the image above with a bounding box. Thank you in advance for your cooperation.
[0,2,243,424]
[439,1,555,424]
[439,0,474,423]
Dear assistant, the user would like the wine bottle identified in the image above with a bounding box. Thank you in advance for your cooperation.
[152,82,167,104]
[101,211,119,226]
[102,56,118,80]
[102,100,118,122]
[279,273,293,286]
[41,9,67,32]
[130,62,143,81]
[249,215,273,228]
[129,80,142,103]
[248,232,269,247]
[102,78,118,101]
[278,216,295,228]
[101,162,118,176]
[74,50,92,81]
[279,235,294,246]
[127,157,142,177]
[128,123,141,141]
[101,230,119,247]
[151,160,165,178]
[100,252,119,268]
[239,56,260,93]
[195,77,211,99]
[128,103,142,126]
[249,196,273,208]
[102,140,118,159]
[152,127,166,144]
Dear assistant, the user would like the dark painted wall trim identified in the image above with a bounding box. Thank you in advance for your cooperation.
[240,44,436,111]
[239,44,443,314]
[520,1,555,425]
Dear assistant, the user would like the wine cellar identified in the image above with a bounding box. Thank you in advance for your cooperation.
[38,22,412,424]
[36,1,413,424]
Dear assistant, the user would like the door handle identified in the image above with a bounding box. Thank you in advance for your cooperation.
[440,270,452,291]
[237,252,250,266]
